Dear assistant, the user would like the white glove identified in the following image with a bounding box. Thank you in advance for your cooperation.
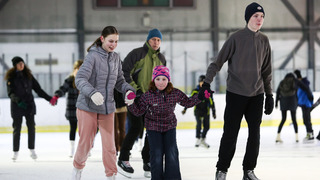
[91,92,104,106]
[125,90,136,106]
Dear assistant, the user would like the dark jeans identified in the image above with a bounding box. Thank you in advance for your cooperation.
[119,110,150,163]
[147,129,181,180]
[69,119,78,141]
[216,91,263,172]
[301,106,313,133]
[277,110,298,133]
[12,114,35,151]
[195,113,210,138]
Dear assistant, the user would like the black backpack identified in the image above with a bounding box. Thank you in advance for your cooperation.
[279,77,296,97]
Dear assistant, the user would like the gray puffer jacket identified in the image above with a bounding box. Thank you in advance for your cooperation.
[75,45,135,114]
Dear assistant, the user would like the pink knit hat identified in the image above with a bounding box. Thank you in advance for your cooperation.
[152,65,170,81]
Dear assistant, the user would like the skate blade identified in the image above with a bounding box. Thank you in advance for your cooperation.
[117,166,133,178]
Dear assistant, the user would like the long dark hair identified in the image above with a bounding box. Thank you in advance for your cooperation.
[149,81,174,94]
[87,26,119,52]
[4,63,33,80]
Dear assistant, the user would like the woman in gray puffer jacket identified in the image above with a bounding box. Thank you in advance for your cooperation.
[72,26,135,180]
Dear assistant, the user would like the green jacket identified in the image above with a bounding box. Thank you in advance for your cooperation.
[122,42,166,93]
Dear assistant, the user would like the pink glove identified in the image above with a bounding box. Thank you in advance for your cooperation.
[127,91,136,100]
[125,90,136,105]
[50,95,59,105]
[204,90,211,99]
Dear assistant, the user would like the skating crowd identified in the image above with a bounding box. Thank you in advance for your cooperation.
[5,2,320,180]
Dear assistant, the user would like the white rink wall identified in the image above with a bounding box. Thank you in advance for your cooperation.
[1,92,320,128]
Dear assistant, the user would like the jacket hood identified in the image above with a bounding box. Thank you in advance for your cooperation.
[89,45,114,57]
[302,77,310,85]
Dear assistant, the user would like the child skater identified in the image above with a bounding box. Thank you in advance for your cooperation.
[128,65,209,180]
[71,26,136,180]
[50,59,83,158]
[181,75,216,148]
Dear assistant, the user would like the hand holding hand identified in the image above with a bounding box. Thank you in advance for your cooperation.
[91,92,104,106]
[50,95,59,106]
[264,94,274,115]
[198,82,214,100]
[125,90,136,105]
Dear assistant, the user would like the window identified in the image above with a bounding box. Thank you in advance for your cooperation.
[94,0,195,8]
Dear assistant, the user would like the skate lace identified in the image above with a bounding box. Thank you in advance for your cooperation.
[123,161,132,168]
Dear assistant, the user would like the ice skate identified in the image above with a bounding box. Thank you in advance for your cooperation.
[71,167,83,180]
[143,162,151,178]
[30,149,38,160]
[303,132,314,143]
[195,138,201,147]
[295,133,299,143]
[106,173,116,180]
[275,133,283,143]
[201,138,210,148]
[117,160,134,178]
[12,151,19,161]
[243,170,260,180]
[215,170,227,180]
[70,140,75,158]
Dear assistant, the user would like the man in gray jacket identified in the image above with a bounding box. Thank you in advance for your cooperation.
[199,2,273,180]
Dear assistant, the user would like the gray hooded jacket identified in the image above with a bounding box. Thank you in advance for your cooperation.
[75,45,135,114]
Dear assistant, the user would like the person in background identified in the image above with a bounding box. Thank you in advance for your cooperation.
[119,28,166,178]
[114,89,127,154]
[5,56,54,161]
[198,2,273,180]
[71,26,135,180]
[128,65,202,180]
[50,60,83,157]
[182,75,216,148]
[294,69,314,143]
[275,73,299,143]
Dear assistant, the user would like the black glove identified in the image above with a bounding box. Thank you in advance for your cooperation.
[198,82,213,100]
[212,110,216,119]
[133,89,143,104]
[136,89,143,98]
[264,94,274,115]
[18,101,27,110]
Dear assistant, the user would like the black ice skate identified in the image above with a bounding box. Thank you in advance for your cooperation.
[243,170,260,180]
[215,170,227,180]
[117,160,134,178]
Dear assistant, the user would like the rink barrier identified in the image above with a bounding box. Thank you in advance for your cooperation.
[0,119,319,133]
[1,93,320,133]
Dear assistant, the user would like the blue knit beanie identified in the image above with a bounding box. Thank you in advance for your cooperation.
[245,2,265,24]
[146,29,162,41]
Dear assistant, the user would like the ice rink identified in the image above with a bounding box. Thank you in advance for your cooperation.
[0,125,319,180]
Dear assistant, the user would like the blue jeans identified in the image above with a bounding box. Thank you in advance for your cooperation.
[147,129,181,180]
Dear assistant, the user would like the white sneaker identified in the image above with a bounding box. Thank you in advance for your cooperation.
[30,149,38,160]
[71,167,83,180]
[106,173,116,180]
[12,151,19,161]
